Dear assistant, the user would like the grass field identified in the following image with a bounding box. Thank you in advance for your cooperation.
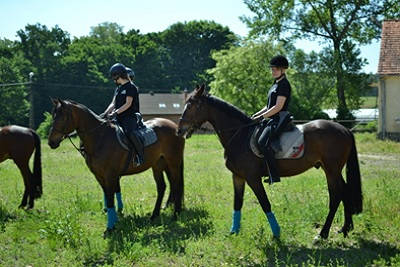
[0,133,399,266]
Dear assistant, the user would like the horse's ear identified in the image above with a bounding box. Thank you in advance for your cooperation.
[50,97,58,106]
[58,98,66,107]
[195,84,205,96]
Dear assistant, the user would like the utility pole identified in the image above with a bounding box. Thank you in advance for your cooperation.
[28,72,35,129]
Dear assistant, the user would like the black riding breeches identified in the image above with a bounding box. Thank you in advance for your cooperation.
[257,120,277,153]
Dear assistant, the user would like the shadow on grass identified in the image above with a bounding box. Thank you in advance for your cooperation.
[255,234,400,266]
[107,206,213,254]
[0,204,17,233]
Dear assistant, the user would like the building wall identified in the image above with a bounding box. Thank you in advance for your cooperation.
[143,114,181,125]
[379,76,400,139]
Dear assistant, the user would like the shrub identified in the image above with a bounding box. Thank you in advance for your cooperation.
[36,112,52,139]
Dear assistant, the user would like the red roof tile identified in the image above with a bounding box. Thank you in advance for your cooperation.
[378,20,400,75]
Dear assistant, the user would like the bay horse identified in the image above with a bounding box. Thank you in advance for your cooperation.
[0,125,42,209]
[47,99,185,234]
[177,85,362,240]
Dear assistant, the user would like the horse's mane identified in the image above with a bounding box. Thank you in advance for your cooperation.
[204,94,252,123]
[65,99,101,119]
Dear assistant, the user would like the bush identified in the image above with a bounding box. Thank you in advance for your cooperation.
[36,112,52,139]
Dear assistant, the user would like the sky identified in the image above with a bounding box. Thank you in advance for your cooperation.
[0,0,380,73]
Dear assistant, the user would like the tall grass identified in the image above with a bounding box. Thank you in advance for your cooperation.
[0,133,399,266]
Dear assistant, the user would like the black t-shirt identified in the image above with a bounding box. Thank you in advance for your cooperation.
[114,81,139,118]
[267,76,291,118]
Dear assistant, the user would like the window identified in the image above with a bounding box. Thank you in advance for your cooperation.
[173,103,180,108]
[158,103,166,108]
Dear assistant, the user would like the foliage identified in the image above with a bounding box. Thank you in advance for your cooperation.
[0,21,237,127]
[241,0,400,119]
[36,112,53,139]
[160,20,238,91]
[0,134,399,266]
[209,40,331,119]
[0,39,30,126]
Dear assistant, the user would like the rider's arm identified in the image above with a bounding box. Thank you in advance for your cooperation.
[103,96,116,115]
[114,96,133,115]
[255,96,286,120]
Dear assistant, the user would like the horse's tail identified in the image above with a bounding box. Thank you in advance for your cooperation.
[345,132,362,214]
[32,130,42,199]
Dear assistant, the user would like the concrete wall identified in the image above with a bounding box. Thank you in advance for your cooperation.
[379,75,400,140]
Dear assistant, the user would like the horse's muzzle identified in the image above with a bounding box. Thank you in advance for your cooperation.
[48,140,60,149]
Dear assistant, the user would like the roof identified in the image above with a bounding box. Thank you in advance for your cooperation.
[378,20,400,75]
[139,93,185,115]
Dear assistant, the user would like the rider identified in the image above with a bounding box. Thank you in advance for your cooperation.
[251,55,292,184]
[103,63,144,166]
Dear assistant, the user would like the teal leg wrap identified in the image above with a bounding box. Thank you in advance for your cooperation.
[107,207,118,229]
[266,212,280,237]
[230,210,241,234]
[116,192,123,211]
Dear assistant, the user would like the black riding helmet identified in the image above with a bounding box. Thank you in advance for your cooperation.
[269,55,289,69]
[109,63,128,80]
[126,67,135,80]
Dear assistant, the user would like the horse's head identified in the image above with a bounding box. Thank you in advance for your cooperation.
[48,98,76,149]
[177,84,208,138]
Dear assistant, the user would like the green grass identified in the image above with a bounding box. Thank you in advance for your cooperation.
[360,96,378,109]
[0,133,399,266]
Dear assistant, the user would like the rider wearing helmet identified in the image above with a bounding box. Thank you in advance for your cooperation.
[103,63,144,165]
[125,67,135,81]
[251,55,292,184]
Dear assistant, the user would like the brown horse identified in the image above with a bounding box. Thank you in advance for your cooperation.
[0,125,42,209]
[177,85,362,240]
[47,99,185,233]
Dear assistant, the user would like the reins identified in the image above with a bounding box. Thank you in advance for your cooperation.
[53,120,107,157]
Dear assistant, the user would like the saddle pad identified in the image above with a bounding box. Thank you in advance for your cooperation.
[250,124,305,159]
[115,125,157,151]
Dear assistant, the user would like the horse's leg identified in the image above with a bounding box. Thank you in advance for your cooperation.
[103,179,123,213]
[14,160,33,209]
[150,166,166,220]
[319,166,345,239]
[164,159,184,219]
[339,188,354,237]
[230,174,245,234]
[246,177,280,238]
[115,179,123,213]
[103,181,118,232]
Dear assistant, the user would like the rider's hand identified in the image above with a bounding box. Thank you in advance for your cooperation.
[108,111,117,120]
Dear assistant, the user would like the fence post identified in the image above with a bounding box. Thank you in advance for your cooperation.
[28,72,35,129]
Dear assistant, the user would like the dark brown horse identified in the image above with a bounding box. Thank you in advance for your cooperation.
[177,85,362,241]
[47,99,185,233]
[0,125,42,209]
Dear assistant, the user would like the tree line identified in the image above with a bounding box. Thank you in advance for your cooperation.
[1,0,398,128]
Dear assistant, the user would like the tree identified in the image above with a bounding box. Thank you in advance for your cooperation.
[16,23,71,127]
[208,40,331,119]
[242,0,400,119]
[161,20,237,91]
[0,39,30,126]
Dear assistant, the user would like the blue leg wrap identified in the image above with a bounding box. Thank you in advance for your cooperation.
[107,207,118,229]
[230,210,241,234]
[266,212,280,237]
[116,192,123,211]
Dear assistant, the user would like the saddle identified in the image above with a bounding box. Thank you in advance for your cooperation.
[115,114,157,151]
[250,112,305,159]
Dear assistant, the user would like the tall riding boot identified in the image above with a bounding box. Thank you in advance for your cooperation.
[128,133,144,165]
[265,148,280,184]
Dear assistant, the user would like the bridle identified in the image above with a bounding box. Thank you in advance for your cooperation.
[50,113,107,157]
